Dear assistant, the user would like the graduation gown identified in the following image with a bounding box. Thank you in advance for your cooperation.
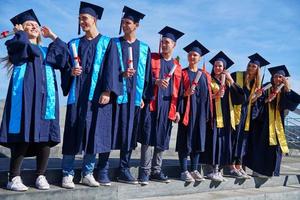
[202,76,246,165]
[0,31,66,151]
[176,68,210,154]
[245,83,300,176]
[61,34,122,155]
[137,55,180,151]
[231,71,256,162]
[111,37,152,151]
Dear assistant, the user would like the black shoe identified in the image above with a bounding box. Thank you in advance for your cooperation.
[150,172,170,183]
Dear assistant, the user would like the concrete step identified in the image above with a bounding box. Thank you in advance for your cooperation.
[131,185,300,200]
[0,176,299,200]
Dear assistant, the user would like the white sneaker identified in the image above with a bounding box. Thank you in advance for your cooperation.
[217,172,227,182]
[239,168,251,179]
[207,172,223,182]
[190,170,205,182]
[62,175,75,189]
[35,175,50,190]
[180,171,195,182]
[80,174,100,187]
[7,176,28,191]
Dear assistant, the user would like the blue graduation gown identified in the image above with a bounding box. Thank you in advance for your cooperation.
[202,77,246,166]
[231,72,255,162]
[137,57,176,151]
[111,37,152,151]
[62,34,122,155]
[245,84,300,176]
[0,31,65,150]
[176,68,210,154]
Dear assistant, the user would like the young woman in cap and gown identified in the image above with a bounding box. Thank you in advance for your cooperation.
[203,51,245,182]
[245,65,300,177]
[176,40,210,182]
[228,53,270,179]
[0,9,67,191]
[60,2,122,188]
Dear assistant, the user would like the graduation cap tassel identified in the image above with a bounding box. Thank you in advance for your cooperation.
[78,20,81,35]
[202,58,206,71]
[260,65,266,87]
[158,35,162,54]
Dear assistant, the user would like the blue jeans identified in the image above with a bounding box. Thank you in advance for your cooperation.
[62,154,96,177]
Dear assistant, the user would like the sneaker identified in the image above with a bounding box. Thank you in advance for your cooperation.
[190,170,205,182]
[239,168,251,179]
[150,171,171,183]
[35,175,50,190]
[217,172,227,182]
[98,171,111,186]
[7,176,28,192]
[118,168,138,184]
[180,171,195,182]
[62,175,75,189]
[81,173,100,187]
[207,172,223,182]
[138,170,149,185]
[228,168,244,179]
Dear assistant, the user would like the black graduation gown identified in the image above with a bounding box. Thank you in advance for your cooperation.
[176,68,210,154]
[0,31,66,153]
[202,76,246,166]
[61,34,122,155]
[137,57,176,151]
[245,83,300,176]
[111,37,152,151]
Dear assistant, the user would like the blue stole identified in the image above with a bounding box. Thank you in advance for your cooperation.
[114,38,148,106]
[67,35,110,105]
[9,46,56,134]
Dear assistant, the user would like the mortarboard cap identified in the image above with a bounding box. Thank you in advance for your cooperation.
[209,51,234,69]
[158,26,184,42]
[119,6,145,34]
[248,53,270,67]
[10,9,41,26]
[183,40,209,56]
[268,65,290,77]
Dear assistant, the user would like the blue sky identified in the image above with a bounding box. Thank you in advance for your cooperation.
[1,0,300,113]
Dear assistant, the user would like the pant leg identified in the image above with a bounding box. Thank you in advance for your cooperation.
[190,152,200,171]
[82,154,96,176]
[9,143,30,180]
[139,145,153,176]
[62,154,76,177]
[120,149,132,169]
[151,147,163,174]
[97,152,110,172]
[36,143,50,176]
[178,151,188,172]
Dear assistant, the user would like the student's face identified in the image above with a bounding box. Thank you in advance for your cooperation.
[188,51,201,66]
[213,61,224,75]
[22,20,40,39]
[79,14,96,32]
[161,38,175,54]
[273,74,285,86]
[247,63,259,76]
[122,18,138,35]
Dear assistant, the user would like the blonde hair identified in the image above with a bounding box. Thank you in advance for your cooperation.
[245,63,261,90]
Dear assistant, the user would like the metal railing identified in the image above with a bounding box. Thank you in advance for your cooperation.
[285,108,300,155]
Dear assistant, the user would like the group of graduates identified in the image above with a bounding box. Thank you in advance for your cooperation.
[1,1,300,192]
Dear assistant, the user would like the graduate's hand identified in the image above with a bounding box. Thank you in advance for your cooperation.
[99,91,111,105]
[223,70,234,85]
[13,24,24,32]
[216,88,225,98]
[140,99,145,108]
[123,68,136,78]
[155,79,169,89]
[184,87,195,96]
[282,77,291,92]
[71,66,82,76]
[174,112,180,123]
[41,26,57,41]
[254,88,263,98]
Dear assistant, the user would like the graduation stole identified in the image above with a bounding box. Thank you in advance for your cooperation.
[150,53,182,121]
[182,69,202,126]
[211,78,235,129]
[8,46,56,134]
[67,36,110,105]
[233,71,256,131]
[114,38,149,106]
[267,89,289,153]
